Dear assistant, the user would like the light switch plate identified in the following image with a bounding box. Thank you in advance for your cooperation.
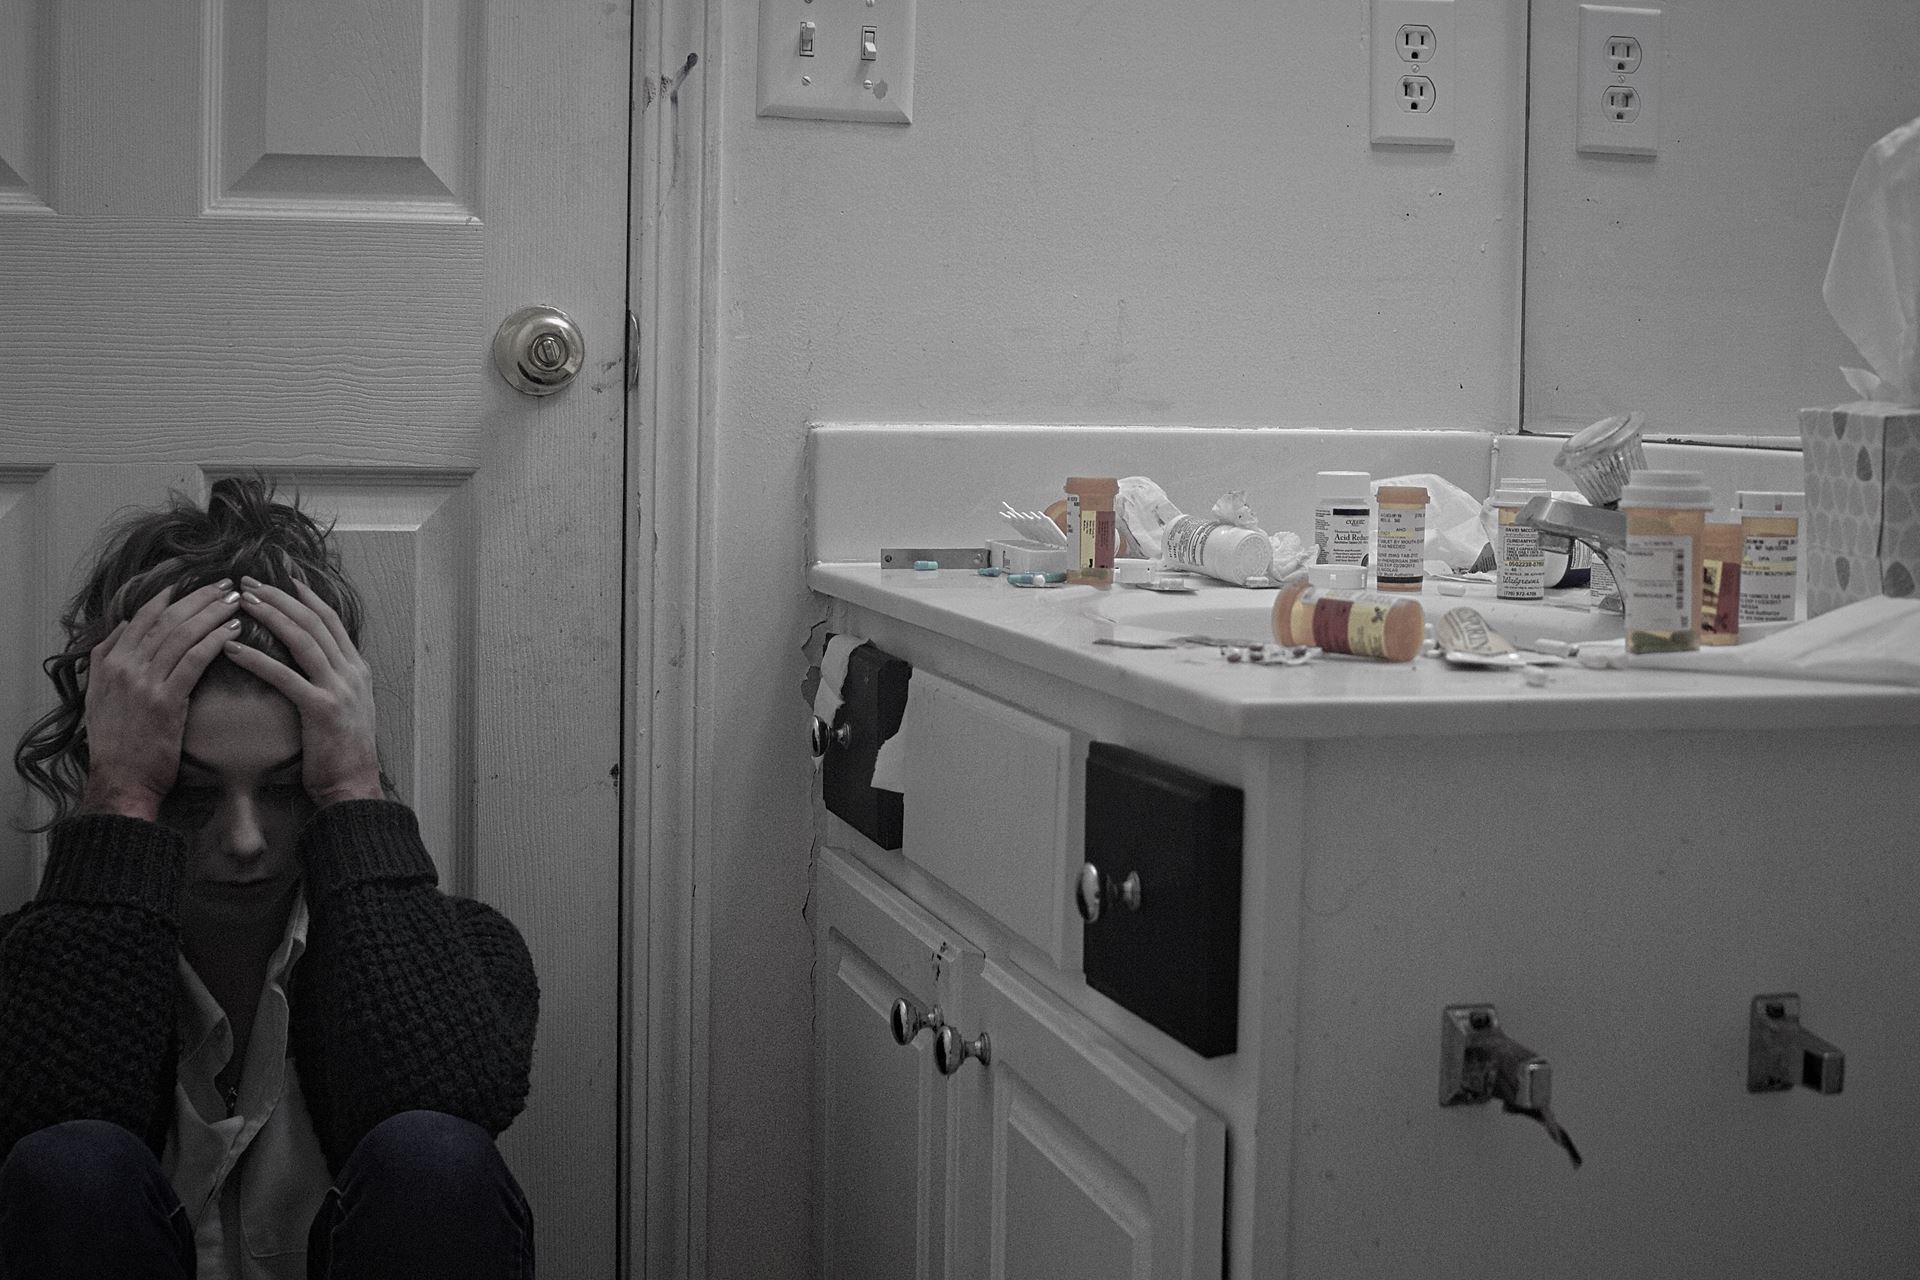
[758,0,916,124]
[1370,0,1455,148]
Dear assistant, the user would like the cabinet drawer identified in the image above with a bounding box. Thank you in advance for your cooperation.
[1082,742,1243,1058]
[819,638,913,849]
[900,672,1082,971]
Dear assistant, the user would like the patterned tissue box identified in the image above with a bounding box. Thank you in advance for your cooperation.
[1797,402,1920,616]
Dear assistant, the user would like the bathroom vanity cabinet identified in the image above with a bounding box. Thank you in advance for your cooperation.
[810,564,1920,1280]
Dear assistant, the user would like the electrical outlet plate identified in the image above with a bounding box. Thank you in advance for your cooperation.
[1576,4,1662,156]
[757,0,915,124]
[1370,0,1454,147]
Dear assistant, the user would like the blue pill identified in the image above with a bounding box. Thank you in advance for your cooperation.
[913,560,938,571]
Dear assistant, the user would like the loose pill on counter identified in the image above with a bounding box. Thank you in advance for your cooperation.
[1438,579,1468,596]
[913,560,938,571]
[1523,664,1551,687]
[1007,572,1066,588]
[976,566,1004,576]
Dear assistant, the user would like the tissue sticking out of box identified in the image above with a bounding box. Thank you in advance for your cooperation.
[1824,114,1920,405]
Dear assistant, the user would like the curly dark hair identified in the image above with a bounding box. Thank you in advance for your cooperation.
[12,475,368,828]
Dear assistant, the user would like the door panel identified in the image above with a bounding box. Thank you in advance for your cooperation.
[960,961,1226,1280]
[0,2,630,1272]
[210,0,480,212]
[815,848,979,1280]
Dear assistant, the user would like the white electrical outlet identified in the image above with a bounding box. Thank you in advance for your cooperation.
[1576,4,1662,156]
[757,0,916,124]
[1371,0,1454,147]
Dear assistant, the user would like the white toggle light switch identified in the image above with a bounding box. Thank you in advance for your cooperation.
[757,0,915,123]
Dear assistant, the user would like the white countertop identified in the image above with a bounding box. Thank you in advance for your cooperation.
[811,563,1920,740]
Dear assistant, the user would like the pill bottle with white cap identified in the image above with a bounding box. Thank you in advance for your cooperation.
[1491,478,1548,600]
[1619,469,1712,654]
[1313,472,1372,567]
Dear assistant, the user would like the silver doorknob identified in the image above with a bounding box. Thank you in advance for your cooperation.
[493,305,585,395]
[934,1025,991,1076]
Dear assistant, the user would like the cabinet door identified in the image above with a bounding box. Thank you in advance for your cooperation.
[814,848,980,1280]
[951,960,1226,1280]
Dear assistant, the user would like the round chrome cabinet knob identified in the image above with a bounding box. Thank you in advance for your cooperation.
[809,717,852,758]
[889,998,943,1046]
[493,305,585,395]
[1076,864,1142,922]
[934,1025,991,1076]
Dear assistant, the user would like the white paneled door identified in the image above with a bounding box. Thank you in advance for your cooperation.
[0,2,632,1273]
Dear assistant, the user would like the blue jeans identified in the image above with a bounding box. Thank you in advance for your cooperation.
[0,1111,533,1279]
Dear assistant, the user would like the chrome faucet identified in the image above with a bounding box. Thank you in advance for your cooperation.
[1515,494,1627,610]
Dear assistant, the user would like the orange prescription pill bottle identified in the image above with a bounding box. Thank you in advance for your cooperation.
[1373,485,1428,592]
[1736,490,1802,624]
[1698,519,1743,646]
[1619,470,1712,655]
[1063,476,1119,584]
[1272,579,1425,662]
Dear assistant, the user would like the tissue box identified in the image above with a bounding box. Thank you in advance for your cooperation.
[1798,402,1920,615]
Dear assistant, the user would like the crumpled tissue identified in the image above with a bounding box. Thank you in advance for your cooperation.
[1824,114,1920,404]
[1624,596,1920,688]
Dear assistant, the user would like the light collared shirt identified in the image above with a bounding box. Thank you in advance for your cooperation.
[162,890,334,1280]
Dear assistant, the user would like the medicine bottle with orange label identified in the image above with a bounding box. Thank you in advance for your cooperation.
[1271,578,1425,662]
[1619,470,1712,655]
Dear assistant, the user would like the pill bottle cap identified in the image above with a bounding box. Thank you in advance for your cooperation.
[1736,490,1804,514]
[1618,469,1713,509]
[1064,476,1120,499]
[1376,485,1429,505]
[1315,471,1372,500]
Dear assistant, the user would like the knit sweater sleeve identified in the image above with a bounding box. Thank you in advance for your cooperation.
[287,799,539,1171]
[0,816,185,1160]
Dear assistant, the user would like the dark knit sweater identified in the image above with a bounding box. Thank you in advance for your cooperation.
[0,799,538,1175]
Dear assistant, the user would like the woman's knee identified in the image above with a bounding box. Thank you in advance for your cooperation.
[1,1119,164,1219]
[343,1110,510,1204]
[0,1120,169,1228]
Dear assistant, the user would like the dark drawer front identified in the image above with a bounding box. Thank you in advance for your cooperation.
[1082,742,1243,1058]
[820,639,912,850]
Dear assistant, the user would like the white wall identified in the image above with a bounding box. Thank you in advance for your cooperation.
[707,4,1525,1274]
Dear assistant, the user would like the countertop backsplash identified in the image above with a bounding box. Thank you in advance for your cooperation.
[809,424,1805,565]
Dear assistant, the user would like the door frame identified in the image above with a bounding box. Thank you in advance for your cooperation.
[626,0,718,1274]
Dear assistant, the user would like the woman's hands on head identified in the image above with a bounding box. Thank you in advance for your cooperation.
[81,580,243,821]
[223,577,384,808]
